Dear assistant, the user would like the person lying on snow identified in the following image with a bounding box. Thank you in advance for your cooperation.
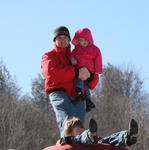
[57,117,138,148]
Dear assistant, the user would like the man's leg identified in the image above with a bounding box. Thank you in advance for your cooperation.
[49,91,73,137]
[49,91,86,137]
[71,97,86,123]
[84,83,95,112]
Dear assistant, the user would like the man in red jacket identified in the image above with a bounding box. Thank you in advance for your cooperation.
[41,26,99,137]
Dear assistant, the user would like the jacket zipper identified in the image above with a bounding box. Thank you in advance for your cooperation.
[65,47,75,95]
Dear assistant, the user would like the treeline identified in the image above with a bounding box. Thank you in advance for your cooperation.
[0,60,149,150]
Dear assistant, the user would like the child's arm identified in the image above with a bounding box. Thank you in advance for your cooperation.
[86,73,99,90]
[95,48,103,74]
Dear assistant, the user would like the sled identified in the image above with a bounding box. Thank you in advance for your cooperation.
[43,143,128,150]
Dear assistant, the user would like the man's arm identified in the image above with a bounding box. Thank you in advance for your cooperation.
[41,52,76,84]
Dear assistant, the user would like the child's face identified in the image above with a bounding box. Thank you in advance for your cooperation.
[78,38,89,47]
[72,126,84,136]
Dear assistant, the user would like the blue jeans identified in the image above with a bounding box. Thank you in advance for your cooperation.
[74,130,127,147]
[98,131,127,147]
[76,78,91,98]
[49,91,86,137]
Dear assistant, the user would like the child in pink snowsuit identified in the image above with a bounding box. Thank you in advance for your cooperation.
[71,28,102,112]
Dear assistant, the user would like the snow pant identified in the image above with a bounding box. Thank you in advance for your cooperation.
[49,91,86,137]
[74,130,127,147]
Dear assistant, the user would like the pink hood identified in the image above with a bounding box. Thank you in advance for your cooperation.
[72,28,94,46]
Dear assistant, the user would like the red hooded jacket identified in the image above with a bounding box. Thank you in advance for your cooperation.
[72,28,102,74]
[41,44,99,96]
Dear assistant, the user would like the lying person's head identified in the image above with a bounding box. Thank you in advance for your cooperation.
[64,117,84,137]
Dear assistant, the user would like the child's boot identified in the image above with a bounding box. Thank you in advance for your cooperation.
[86,99,95,112]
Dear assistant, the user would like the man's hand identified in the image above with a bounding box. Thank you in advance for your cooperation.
[78,67,90,80]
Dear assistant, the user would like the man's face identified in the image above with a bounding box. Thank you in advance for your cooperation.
[55,35,70,48]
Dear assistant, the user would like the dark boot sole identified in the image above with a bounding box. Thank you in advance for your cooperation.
[129,119,138,135]
[89,118,98,133]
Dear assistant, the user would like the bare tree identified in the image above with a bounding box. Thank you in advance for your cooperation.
[0,61,59,150]
[31,73,50,111]
[87,63,149,150]
[1,60,149,150]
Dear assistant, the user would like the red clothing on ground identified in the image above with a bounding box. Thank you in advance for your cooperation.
[43,144,128,150]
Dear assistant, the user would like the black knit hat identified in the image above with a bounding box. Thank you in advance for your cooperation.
[53,26,71,41]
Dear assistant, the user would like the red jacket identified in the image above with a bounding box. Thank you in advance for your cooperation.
[41,44,99,96]
[72,28,102,74]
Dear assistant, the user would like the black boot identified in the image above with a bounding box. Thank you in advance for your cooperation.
[86,99,95,112]
[127,119,138,146]
[88,118,98,144]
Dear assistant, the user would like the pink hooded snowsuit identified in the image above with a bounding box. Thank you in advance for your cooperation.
[71,28,102,74]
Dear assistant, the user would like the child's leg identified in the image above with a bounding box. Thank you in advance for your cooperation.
[75,78,85,101]
[84,82,91,98]
[84,83,95,112]
[76,77,84,89]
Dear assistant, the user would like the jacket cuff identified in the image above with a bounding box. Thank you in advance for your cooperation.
[87,73,94,82]
[75,68,79,78]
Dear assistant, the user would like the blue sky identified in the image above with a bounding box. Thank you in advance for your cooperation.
[0,0,149,95]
